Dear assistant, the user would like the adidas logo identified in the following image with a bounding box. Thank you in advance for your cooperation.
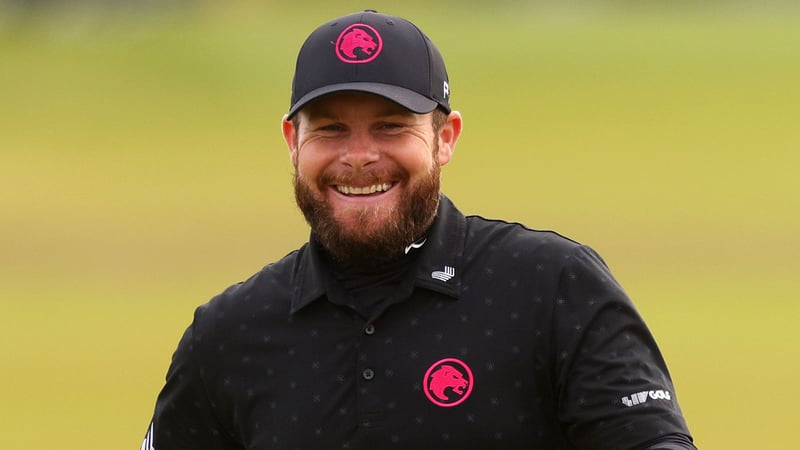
[431,266,455,282]
[621,389,671,407]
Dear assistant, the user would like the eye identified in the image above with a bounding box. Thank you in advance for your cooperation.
[319,123,344,132]
[378,122,405,132]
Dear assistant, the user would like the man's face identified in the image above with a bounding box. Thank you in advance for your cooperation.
[282,92,461,266]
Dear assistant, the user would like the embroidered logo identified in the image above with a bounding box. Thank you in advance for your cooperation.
[423,358,474,407]
[621,389,672,407]
[431,266,455,282]
[335,23,383,64]
[404,238,427,255]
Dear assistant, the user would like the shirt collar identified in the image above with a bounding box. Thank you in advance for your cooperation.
[408,194,465,298]
[290,194,466,314]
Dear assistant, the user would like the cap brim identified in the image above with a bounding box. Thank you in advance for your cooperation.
[287,82,440,118]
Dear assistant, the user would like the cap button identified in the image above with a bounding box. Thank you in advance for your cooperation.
[364,9,377,13]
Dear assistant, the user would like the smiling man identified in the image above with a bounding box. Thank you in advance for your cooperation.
[286,92,459,267]
[142,10,696,450]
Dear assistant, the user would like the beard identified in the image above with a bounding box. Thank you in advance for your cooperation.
[294,157,441,267]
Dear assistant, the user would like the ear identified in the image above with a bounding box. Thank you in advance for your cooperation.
[281,114,299,166]
[436,110,463,166]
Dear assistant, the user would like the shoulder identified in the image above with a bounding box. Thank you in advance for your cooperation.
[463,214,585,261]
[190,246,306,336]
[459,215,615,290]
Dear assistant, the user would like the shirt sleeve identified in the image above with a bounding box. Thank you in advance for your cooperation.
[143,318,241,450]
[551,245,695,450]
[641,434,698,450]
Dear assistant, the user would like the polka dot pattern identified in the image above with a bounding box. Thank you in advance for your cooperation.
[146,196,694,449]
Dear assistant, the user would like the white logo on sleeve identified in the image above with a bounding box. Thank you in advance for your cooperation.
[621,389,672,407]
[141,422,154,450]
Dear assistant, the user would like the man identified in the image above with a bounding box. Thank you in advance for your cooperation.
[143,10,696,450]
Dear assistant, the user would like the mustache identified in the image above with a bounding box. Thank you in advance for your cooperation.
[319,167,406,186]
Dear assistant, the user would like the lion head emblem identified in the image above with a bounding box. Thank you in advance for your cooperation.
[335,24,383,64]
[423,358,474,407]
[429,365,468,400]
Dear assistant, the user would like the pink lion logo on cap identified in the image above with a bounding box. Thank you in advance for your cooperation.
[423,358,474,407]
[335,24,383,63]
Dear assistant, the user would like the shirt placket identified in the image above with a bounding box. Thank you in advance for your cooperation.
[354,318,388,438]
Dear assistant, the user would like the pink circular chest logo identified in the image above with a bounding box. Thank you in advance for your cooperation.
[423,358,474,407]
[335,24,383,64]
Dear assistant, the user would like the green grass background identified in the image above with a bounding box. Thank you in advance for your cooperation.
[1,1,798,448]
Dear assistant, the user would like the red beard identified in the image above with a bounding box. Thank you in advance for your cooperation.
[294,161,441,267]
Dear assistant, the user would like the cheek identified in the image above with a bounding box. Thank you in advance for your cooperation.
[398,149,438,176]
[295,162,322,190]
[294,148,329,178]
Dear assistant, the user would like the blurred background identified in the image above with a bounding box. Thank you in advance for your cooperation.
[1,1,798,448]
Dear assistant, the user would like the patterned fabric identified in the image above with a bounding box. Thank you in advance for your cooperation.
[143,195,695,449]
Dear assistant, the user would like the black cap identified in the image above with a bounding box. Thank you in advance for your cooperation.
[287,10,451,118]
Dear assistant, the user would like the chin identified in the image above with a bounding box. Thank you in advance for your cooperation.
[333,202,398,234]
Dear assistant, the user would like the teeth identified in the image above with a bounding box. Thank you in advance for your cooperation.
[337,183,392,195]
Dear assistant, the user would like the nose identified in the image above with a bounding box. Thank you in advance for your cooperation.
[340,130,379,169]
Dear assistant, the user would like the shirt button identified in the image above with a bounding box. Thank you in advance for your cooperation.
[364,324,375,335]
[362,368,375,380]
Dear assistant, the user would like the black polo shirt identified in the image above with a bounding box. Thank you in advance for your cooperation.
[144,196,694,449]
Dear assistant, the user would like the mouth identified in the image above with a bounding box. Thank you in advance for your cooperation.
[335,182,394,196]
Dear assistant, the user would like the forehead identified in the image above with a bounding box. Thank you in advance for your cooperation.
[299,92,420,121]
